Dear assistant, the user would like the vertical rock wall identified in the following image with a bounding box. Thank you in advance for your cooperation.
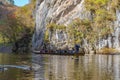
[33,0,120,53]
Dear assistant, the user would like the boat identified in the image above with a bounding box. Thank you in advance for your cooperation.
[32,50,85,56]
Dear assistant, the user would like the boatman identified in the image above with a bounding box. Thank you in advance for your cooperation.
[75,44,80,53]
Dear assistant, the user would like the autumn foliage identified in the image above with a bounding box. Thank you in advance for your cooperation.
[0,1,35,44]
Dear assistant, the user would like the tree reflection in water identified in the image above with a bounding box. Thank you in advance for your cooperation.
[0,53,33,80]
[32,54,120,80]
[0,53,120,80]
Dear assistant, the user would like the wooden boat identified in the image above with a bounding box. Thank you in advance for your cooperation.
[32,50,85,56]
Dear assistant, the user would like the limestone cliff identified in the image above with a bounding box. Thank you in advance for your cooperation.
[33,0,86,49]
[32,0,120,53]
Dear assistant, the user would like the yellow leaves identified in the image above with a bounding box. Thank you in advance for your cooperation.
[47,23,66,31]
[0,1,36,43]
[85,0,109,6]
[111,0,120,9]
[71,18,91,33]
[67,18,94,44]
[85,0,118,15]
[106,13,116,21]
[14,0,36,28]
[47,23,57,31]
[21,6,28,12]
[75,39,81,44]
[95,9,116,22]
[44,29,49,42]
[94,0,109,5]
[85,0,117,42]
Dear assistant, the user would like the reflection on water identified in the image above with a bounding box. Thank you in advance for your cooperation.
[0,53,33,80]
[0,65,31,71]
[32,54,120,80]
[0,53,120,80]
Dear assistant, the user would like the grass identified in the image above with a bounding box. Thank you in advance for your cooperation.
[98,48,120,54]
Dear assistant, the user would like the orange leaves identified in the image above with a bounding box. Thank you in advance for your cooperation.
[7,13,16,18]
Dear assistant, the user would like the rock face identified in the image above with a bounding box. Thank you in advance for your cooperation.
[32,0,120,53]
[32,0,86,49]
[0,0,14,5]
[99,10,120,49]
[0,0,15,21]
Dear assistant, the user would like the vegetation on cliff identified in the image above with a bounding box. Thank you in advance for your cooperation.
[43,0,120,54]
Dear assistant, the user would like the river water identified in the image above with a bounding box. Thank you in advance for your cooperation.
[0,53,120,80]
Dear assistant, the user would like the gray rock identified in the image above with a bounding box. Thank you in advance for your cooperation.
[32,0,120,53]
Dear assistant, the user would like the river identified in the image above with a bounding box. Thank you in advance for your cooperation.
[0,53,120,80]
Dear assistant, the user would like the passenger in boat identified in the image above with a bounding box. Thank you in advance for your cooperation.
[55,50,57,53]
[75,44,80,53]
[50,50,53,53]
[60,49,64,54]
[68,48,72,54]
[56,50,58,53]
[41,49,45,53]
[45,50,48,53]
[59,49,62,54]
[72,48,75,54]
[64,50,67,53]
[68,48,74,54]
